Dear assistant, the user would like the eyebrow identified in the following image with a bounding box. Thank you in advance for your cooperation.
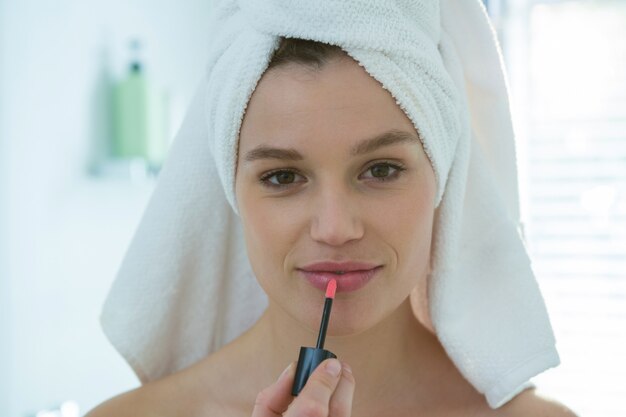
[243,129,421,163]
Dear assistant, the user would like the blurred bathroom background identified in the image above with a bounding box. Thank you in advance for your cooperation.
[0,0,624,416]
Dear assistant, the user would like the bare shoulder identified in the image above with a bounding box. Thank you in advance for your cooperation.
[84,356,244,417]
[500,387,578,417]
[83,385,155,417]
[82,366,216,417]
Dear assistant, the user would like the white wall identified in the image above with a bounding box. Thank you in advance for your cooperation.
[0,1,213,415]
[0,0,14,411]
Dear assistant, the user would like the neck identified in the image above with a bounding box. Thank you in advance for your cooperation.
[243,296,444,410]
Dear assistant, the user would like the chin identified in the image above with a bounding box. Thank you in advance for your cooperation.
[325,300,391,337]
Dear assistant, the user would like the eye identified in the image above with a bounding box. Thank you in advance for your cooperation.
[361,162,406,182]
[258,161,407,190]
[259,169,305,189]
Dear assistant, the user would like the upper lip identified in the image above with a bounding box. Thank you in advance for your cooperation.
[298,261,381,272]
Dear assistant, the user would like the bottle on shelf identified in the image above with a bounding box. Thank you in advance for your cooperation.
[111,38,169,178]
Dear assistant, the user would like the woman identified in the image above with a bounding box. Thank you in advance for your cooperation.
[87,1,577,415]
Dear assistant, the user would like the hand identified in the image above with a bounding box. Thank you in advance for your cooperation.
[252,358,355,417]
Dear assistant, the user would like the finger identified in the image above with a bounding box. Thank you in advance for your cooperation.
[285,358,342,417]
[328,362,356,417]
[251,362,296,417]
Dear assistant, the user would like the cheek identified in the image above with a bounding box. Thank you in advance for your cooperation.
[238,190,301,287]
[243,197,301,249]
[370,183,435,275]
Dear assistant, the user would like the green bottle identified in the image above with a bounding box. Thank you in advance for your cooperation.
[112,39,169,169]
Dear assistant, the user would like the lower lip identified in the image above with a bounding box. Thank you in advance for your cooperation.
[298,266,382,293]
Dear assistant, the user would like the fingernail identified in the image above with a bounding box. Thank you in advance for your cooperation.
[325,359,341,377]
[277,363,292,382]
[342,362,352,375]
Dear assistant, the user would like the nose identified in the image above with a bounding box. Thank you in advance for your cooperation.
[309,184,364,246]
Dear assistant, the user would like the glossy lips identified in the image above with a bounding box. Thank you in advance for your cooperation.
[298,261,383,293]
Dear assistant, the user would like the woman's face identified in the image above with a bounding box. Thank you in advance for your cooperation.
[235,55,437,336]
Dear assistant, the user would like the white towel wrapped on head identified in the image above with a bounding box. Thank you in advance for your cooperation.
[100,0,560,408]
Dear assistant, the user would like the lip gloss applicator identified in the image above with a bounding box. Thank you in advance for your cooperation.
[291,278,338,396]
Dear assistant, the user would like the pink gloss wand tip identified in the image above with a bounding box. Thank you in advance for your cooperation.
[325,278,337,299]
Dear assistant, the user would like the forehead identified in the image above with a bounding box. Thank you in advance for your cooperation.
[238,56,418,151]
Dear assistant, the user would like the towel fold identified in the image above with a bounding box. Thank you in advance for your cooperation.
[100,0,560,408]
